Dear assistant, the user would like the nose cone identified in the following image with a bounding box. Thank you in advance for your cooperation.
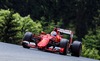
[37,38,49,48]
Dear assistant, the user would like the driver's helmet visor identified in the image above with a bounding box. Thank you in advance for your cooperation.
[51,31,57,36]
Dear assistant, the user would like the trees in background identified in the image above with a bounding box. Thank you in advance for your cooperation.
[0,9,20,43]
[0,0,99,41]
[13,13,43,35]
[0,9,42,44]
[82,29,100,60]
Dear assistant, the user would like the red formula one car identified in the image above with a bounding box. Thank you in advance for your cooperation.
[22,28,82,57]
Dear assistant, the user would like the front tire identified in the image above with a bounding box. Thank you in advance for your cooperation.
[23,32,33,41]
[22,32,32,48]
[22,42,30,49]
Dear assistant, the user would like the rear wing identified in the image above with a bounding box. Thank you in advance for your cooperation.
[57,28,73,35]
[57,28,73,38]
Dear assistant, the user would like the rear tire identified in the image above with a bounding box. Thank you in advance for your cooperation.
[59,39,69,55]
[71,41,82,57]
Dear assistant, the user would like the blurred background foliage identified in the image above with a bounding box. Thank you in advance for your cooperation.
[82,29,100,60]
[0,9,42,44]
[0,0,100,60]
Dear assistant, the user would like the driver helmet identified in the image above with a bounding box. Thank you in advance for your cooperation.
[51,31,57,36]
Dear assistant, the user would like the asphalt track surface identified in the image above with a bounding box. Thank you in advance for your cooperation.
[0,42,99,61]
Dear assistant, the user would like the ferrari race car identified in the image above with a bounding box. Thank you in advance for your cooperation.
[22,28,82,57]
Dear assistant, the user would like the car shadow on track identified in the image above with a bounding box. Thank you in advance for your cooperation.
[23,47,72,57]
